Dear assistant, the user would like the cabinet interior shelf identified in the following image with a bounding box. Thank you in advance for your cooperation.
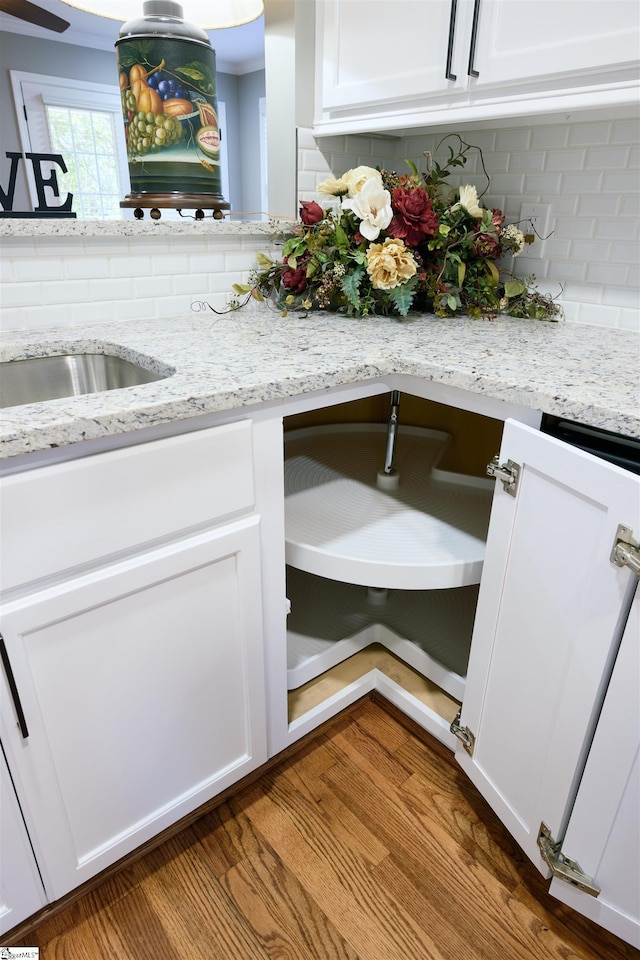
[284,422,495,702]
[284,423,494,590]
[286,566,477,701]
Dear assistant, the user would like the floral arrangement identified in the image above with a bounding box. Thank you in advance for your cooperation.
[232,137,562,321]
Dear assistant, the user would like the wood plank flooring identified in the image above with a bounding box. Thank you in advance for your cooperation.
[7,697,637,959]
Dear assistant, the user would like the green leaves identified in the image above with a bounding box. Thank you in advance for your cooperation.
[388,276,418,317]
[176,61,215,94]
[504,279,526,298]
[342,266,365,309]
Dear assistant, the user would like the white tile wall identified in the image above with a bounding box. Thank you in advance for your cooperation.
[2,118,637,332]
[0,235,264,332]
[298,118,640,330]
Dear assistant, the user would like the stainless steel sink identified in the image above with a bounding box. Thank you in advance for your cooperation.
[0,353,169,408]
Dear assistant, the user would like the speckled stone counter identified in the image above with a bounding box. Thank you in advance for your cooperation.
[1,309,638,460]
[0,218,295,239]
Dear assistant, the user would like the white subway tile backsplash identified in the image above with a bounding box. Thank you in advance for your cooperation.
[612,118,640,142]
[578,196,621,216]
[586,262,629,285]
[89,277,135,302]
[578,302,623,327]
[495,129,531,152]
[620,194,640,217]
[546,149,586,171]
[15,257,63,282]
[1,116,638,334]
[585,146,630,169]
[627,262,640,288]
[110,255,153,279]
[483,173,525,195]
[563,281,603,303]
[45,279,94,304]
[603,170,640,192]
[611,240,640,263]
[136,275,175,299]
[508,151,545,172]
[531,126,569,148]
[541,238,572,260]
[189,253,226,274]
[595,219,638,240]
[618,307,640,331]
[523,173,563,194]
[225,251,259,273]
[149,253,190,276]
[547,260,586,282]
[570,239,612,261]
[0,256,15,284]
[70,301,114,326]
[602,286,640,309]
[63,256,110,280]
[560,172,603,193]
[115,297,160,322]
[554,217,595,239]
[569,122,611,146]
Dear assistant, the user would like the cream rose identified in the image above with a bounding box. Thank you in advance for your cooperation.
[451,184,483,218]
[342,177,393,241]
[342,165,383,197]
[317,175,349,197]
[366,237,417,290]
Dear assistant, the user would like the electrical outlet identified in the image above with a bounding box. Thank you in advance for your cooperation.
[519,203,551,259]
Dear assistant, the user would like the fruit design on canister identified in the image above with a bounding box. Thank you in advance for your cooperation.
[195,101,220,158]
[121,59,188,159]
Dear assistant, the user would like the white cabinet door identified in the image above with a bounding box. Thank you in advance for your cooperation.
[455,420,640,875]
[317,0,470,111]
[314,0,639,133]
[0,744,47,936]
[0,517,266,902]
[548,590,640,948]
[474,0,640,89]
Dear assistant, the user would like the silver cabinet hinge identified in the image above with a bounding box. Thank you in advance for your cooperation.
[610,524,640,578]
[486,455,520,497]
[450,709,475,755]
[537,823,600,898]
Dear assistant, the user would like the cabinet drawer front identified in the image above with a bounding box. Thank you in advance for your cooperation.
[1,421,254,592]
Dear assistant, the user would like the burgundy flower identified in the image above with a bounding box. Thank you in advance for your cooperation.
[387,187,439,246]
[491,208,505,235]
[300,200,324,225]
[281,255,308,293]
[473,233,501,258]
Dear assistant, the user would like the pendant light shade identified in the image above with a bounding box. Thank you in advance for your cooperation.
[59,0,264,28]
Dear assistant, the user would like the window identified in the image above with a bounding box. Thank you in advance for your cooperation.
[45,105,122,219]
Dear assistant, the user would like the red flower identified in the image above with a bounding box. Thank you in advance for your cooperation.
[473,233,501,258]
[491,208,505,235]
[388,187,439,246]
[281,255,309,293]
[300,200,324,225]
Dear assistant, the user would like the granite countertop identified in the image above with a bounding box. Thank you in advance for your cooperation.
[1,309,638,460]
[0,218,295,239]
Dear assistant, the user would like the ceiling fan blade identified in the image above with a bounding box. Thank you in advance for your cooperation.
[0,0,70,32]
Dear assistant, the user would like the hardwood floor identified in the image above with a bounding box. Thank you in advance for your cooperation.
[8,697,637,959]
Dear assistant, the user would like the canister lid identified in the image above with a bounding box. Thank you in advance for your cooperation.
[117,1,211,46]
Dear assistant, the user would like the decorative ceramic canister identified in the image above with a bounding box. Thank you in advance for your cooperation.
[115,0,228,212]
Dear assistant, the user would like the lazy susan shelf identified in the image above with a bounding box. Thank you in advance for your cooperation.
[286,566,477,699]
[284,423,494,590]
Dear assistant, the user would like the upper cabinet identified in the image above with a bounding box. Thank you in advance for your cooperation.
[313,0,640,135]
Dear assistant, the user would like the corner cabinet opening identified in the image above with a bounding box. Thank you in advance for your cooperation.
[281,394,503,748]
